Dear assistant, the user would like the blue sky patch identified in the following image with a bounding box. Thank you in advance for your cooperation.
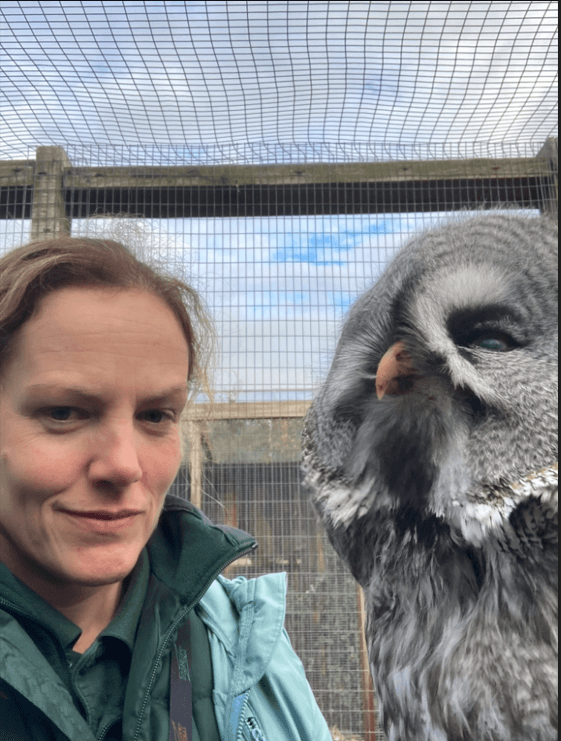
[272,219,390,263]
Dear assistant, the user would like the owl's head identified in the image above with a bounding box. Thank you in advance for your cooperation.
[303,214,558,543]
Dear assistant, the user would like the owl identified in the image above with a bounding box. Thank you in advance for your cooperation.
[302,214,558,741]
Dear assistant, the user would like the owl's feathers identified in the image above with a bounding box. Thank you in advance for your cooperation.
[302,214,558,741]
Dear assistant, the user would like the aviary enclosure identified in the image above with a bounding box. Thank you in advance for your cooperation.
[0,3,557,738]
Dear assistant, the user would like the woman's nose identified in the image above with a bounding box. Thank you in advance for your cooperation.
[87,422,143,489]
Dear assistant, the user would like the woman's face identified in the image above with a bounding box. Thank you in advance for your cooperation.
[0,287,189,592]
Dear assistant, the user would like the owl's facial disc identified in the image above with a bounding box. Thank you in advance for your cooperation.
[305,214,557,531]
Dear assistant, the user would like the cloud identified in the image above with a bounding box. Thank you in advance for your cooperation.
[0,1,557,158]
[272,220,390,264]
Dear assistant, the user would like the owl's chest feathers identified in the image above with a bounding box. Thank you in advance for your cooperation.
[365,514,557,739]
[367,512,556,645]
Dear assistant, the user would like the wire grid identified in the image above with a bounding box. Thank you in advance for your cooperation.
[0,147,554,740]
[0,2,557,738]
[1,1,558,161]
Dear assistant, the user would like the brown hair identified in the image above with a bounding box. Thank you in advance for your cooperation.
[0,236,214,398]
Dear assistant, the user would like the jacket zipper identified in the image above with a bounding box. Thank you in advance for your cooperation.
[0,596,34,619]
[97,715,123,740]
[235,697,266,741]
[245,714,266,741]
[235,692,250,741]
[132,542,258,741]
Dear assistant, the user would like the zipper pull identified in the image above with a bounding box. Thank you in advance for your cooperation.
[245,716,266,741]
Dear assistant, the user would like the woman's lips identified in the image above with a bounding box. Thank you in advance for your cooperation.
[63,510,142,519]
[60,509,143,533]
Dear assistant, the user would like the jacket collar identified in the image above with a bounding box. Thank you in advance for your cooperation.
[198,572,288,694]
[147,495,257,607]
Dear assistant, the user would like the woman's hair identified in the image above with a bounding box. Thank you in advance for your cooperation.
[0,235,214,398]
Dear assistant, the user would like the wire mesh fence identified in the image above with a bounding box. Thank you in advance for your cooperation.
[1,2,558,158]
[0,141,556,739]
[0,2,558,738]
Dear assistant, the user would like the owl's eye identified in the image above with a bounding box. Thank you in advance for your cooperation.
[469,332,514,352]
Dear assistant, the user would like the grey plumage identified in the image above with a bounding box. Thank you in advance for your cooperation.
[302,214,558,741]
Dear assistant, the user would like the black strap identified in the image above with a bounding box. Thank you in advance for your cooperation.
[169,620,193,741]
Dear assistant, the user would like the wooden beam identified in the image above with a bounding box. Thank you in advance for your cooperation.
[357,585,378,740]
[1,154,550,193]
[61,155,551,218]
[63,156,547,189]
[537,137,558,219]
[0,160,35,220]
[185,400,312,421]
[2,150,554,220]
[184,420,204,509]
[0,159,35,186]
[30,146,72,240]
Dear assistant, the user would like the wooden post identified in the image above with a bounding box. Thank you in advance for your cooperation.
[357,585,378,740]
[184,420,204,509]
[30,145,71,241]
[538,137,558,220]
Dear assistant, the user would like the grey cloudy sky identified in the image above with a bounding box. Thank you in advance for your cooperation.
[1,1,557,159]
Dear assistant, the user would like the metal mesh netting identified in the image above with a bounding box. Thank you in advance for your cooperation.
[0,2,558,740]
[0,1,557,160]
[0,154,555,740]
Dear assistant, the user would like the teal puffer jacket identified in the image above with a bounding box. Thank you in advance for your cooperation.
[0,497,331,741]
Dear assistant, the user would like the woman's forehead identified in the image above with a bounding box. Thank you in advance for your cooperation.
[36,286,186,341]
[6,287,190,387]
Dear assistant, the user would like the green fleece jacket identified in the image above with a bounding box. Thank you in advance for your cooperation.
[0,495,331,741]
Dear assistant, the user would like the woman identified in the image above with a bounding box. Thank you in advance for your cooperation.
[0,236,331,741]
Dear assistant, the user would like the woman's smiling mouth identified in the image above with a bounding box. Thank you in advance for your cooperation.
[59,509,143,533]
[61,509,143,519]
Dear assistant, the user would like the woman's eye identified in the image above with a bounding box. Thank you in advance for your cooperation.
[42,407,87,428]
[49,407,76,421]
[469,332,514,352]
[140,410,171,424]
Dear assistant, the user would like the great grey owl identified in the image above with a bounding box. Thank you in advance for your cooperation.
[302,214,558,741]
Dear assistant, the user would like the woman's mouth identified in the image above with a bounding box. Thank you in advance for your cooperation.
[64,509,142,519]
[59,509,143,533]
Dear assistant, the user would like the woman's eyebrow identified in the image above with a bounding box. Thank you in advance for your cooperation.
[139,386,188,404]
[24,383,188,405]
[24,383,102,404]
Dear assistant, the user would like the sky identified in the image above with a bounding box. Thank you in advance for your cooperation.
[1,1,557,161]
[0,1,556,399]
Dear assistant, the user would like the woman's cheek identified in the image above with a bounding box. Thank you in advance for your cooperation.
[15,437,87,495]
[146,436,183,490]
